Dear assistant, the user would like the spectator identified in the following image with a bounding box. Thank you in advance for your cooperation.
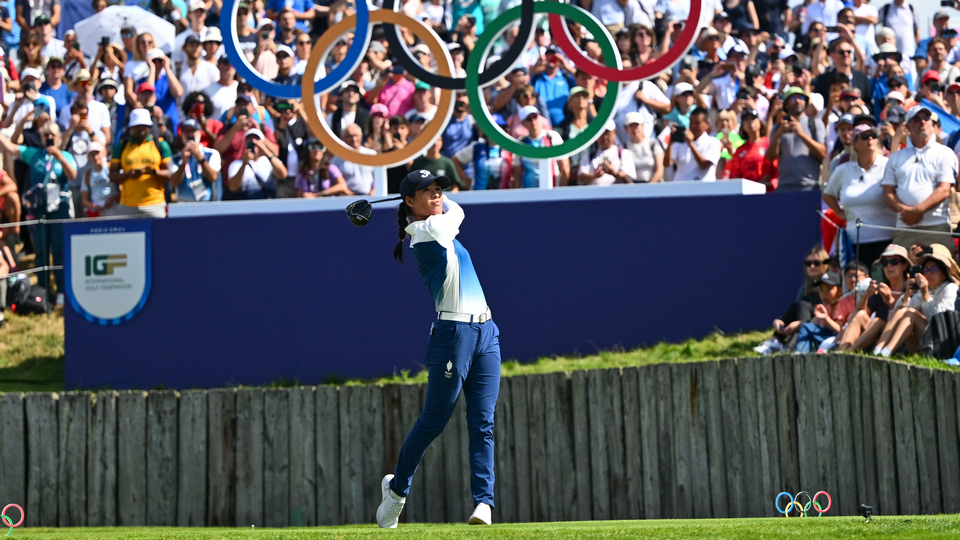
[0,168,19,248]
[623,112,663,184]
[505,84,550,139]
[917,11,952,61]
[266,0,314,34]
[1,69,53,130]
[881,105,958,251]
[555,86,593,179]
[199,27,222,66]
[214,94,278,181]
[179,91,222,149]
[296,139,342,198]
[203,56,238,121]
[80,141,118,217]
[801,0,843,36]
[327,124,375,196]
[326,80,369,142]
[16,33,42,73]
[578,121,637,186]
[170,118,220,202]
[369,64,414,118]
[837,244,909,352]
[765,87,826,191]
[405,81,437,123]
[794,270,855,353]
[927,38,960,86]
[62,69,110,145]
[293,31,312,76]
[411,137,467,191]
[141,48,184,131]
[873,250,959,357]
[812,37,871,111]
[511,105,567,188]
[453,115,511,191]
[663,82,696,129]
[716,109,744,164]
[61,30,87,82]
[823,123,894,265]
[272,44,301,87]
[877,0,920,68]
[441,93,476,179]
[38,55,73,116]
[918,70,946,110]
[226,127,286,199]
[15,0,59,32]
[1,0,20,61]
[233,2,258,56]
[178,34,219,107]
[613,67,669,143]
[754,0,790,37]
[724,108,776,189]
[32,13,63,59]
[91,41,125,90]
[173,0,208,70]
[532,46,574,127]
[110,109,172,218]
[273,98,310,198]
[664,107,721,182]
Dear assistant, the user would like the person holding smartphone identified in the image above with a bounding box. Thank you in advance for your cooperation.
[109,109,172,218]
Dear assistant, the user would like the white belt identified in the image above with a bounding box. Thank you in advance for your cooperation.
[438,309,492,324]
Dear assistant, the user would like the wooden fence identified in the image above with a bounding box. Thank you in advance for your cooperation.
[1,354,959,526]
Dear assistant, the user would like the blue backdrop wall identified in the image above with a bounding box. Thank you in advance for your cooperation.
[64,190,821,389]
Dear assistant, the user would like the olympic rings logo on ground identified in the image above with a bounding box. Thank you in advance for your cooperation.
[776,491,831,517]
[1,504,24,536]
[220,0,706,168]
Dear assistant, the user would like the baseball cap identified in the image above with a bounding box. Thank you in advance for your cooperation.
[922,70,942,85]
[370,103,389,117]
[808,92,824,112]
[414,80,430,91]
[339,80,360,92]
[400,170,452,200]
[779,46,798,61]
[446,42,463,52]
[96,78,119,93]
[189,0,205,11]
[369,41,387,54]
[511,66,529,75]
[935,10,951,20]
[46,55,64,66]
[603,120,616,132]
[87,141,105,155]
[410,43,429,56]
[181,118,201,131]
[201,27,223,43]
[518,105,539,120]
[20,67,41,81]
[569,86,589,98]
[245,128,265,140]
[701,27,720,39]
[885,90,905,103]
[256,18,275,31]
[147,48,166,61]
[674,82,695,96]
[814,272,841,287]
[888,74,909,88]
[390,64,405,75]
[724,42,749,57]
[853,124,878,139]
[853,113,878,127]
[184,33,201,45]
[129,109,152,128]
[745,65,763,80]
[783,86,809,103]
[275,44,294,58]
[235,93,253,103]
[33,14,50,26]
[886,105,906,124]
[840,87,861,100]
[905,105,933,123]
[625,112,644,126]
[741,108,760,121]
[715,10,730,21]
[949,82,960,93]
[136,82,156,94]
[838,113,854,126]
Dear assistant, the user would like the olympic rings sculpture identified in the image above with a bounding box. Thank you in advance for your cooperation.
[1,504,23,536]
[220,0,706,168]
[776,491,832,517]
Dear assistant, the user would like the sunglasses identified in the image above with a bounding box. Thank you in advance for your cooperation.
[857,131,878,141]
[805,259,830,267]
[910,114,933,123]
[835,49,854,56]
[308,144,324,151]
[879,258,903,267]
[297,40,311,45]
[923,265,942,274]
[121,32,134,38]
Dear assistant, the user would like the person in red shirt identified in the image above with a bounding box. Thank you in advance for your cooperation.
[178,91,223,148]
[724,109,777,191]
[213,94,278,187]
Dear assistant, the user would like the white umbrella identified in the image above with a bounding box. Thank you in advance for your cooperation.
[74,6,176,56]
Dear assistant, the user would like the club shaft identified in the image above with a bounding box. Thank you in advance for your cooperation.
[368,196,402,205]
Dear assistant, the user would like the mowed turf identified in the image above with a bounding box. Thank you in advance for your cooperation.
[9,516,960,539]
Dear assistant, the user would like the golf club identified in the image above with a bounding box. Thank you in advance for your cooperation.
[345,196,402,227]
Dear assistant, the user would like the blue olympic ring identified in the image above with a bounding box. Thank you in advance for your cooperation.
[220,0,370,98]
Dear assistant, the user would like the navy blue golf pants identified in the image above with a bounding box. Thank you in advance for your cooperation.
[390,318,501,507]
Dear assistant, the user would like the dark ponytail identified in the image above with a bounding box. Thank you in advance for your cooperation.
[393,202,410,263]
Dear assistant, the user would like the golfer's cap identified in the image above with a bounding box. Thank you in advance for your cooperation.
[569,86,589,98]
[625,112,644,126]
[873,244,910,265]
[922,70,942,84]
[245,128,265,140]
[339,80,360,92]
[838,113,854,126]
[674,82,695,96]
[129,109,152,128]
[256,18,275,31]
[888,74,909,88]
[275,44,294,58]
[181,118,201,131]
[853,113,878,127]
[136,82,156,94]
[189,0,205,12]
[370,103,389,117]
[905,105,934,123]
[603,120,616,132]
[815,272,842,287]
[935,10,951,20]
[147,48,166,61]
[369,41,386,54]
[184,33,201,45]
[410,43,429,56]
[400,170,451,200]
[33,14,50,26]
[20,67,41,81]
[87,141,105,154]
[414,80,430,91]
[518,105,539,121]
[886,90,905,103]
[201,27,223,43]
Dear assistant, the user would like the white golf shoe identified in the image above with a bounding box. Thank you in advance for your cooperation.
[376,474,405,528]
[468,502,492,525]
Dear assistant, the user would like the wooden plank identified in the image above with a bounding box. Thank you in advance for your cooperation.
[263,389,290,528]
[235,388,264,526]
[890,362,919,515]
[811,355,839,514]
[146,391,178,526]
[604,369,628,520]
[206,389,236,526]
[25,393,59,527]
[656,363,677,518]
[362,386,386,519]
[87,391,117,527]
[756,357,781,517]
[116,391,146,526]
[689,363,711,519]
[288,387,316,527]
[586,369,611,520]
[510,375,532,522]
[935,369,960,513]
[492,377,515,524]
[316,386,340,525]
[701,361,727,519]
[848,356,873,512]
[870,358,898,515]
[177,390,207,526]
[338,386,363,524]
[773,355,800,496]
[0,393,25,526]
[397,384,424,523]
[420,382,446,522]
[637,365,660,520]
[671,364,694,520]
[546,372,577,522]
[57,392,87,527]
[526,374,548,522]
[718,359,742,517]
[620,367,643,519]
[911,367,941,515]
[828,355,856,517]
[794,356,819,505]
[571,370,593,521]
[737,359,763,517]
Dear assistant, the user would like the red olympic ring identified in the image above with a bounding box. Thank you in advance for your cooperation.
[548,0,704,82]
[2,503,24,528]
[813,491,832,514]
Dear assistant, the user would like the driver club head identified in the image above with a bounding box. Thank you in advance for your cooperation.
[346,200,373,227]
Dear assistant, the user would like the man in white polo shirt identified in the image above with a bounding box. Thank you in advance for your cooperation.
[881,105,958,251]
[664,107,721,182]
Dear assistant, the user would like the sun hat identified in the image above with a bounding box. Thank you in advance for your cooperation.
[873,244,910,266]
[930,244,960,282]
[919,250,960,285]
[128,109,152,128]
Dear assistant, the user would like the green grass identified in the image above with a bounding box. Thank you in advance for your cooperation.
[0,310,64,392]
[8,516,960,539]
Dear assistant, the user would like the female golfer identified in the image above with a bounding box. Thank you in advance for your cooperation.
[376,170,500,528]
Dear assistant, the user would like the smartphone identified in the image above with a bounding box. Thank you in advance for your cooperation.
[260,32,271,41]
[23,81,35,94]
[237,110,249,118]
[45,137,54,147]
[246,141,255,152]
[100,36,110,48]
[191,103,204,118]
[792,65,804,76]
[825,26,841,33]
[72,42,81,51]
[942,0,954,6]
[465,15,476,24]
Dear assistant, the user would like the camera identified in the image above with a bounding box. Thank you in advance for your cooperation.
[670,127,687,143]
[942,0,955,6]
[465,15,476,25]
[23,81,36,94]
[45,136,54,147]
[825,26,841,33]
[246,141,255,153]
[72,41,81,51]
[100,36,110,48]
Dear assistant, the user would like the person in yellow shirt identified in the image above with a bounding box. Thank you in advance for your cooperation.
[109,109,172,218]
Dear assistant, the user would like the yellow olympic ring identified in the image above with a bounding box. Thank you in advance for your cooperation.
[784,500,805,517]
[302,10,456,168]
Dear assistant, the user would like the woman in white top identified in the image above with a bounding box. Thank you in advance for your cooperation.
[822,123,896,266]
[872,251,959,357]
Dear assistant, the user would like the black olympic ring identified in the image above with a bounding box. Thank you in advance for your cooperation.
[381,0,536,90]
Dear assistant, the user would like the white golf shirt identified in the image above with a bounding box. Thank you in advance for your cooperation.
[881,138,958,228]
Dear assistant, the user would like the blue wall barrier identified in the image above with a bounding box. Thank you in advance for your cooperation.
[64,189,821,389]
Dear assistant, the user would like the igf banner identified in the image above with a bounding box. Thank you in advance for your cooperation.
[64,220,152,325]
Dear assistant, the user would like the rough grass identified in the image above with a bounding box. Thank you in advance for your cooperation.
[0,310,64,392]
[9,516,960,539]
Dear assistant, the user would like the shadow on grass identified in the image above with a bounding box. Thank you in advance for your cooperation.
[0,355,64,392]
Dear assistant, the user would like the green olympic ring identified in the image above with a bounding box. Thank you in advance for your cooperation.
[465,2,621,160]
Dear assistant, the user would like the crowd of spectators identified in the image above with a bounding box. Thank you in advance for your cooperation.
[2,0,960,346]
